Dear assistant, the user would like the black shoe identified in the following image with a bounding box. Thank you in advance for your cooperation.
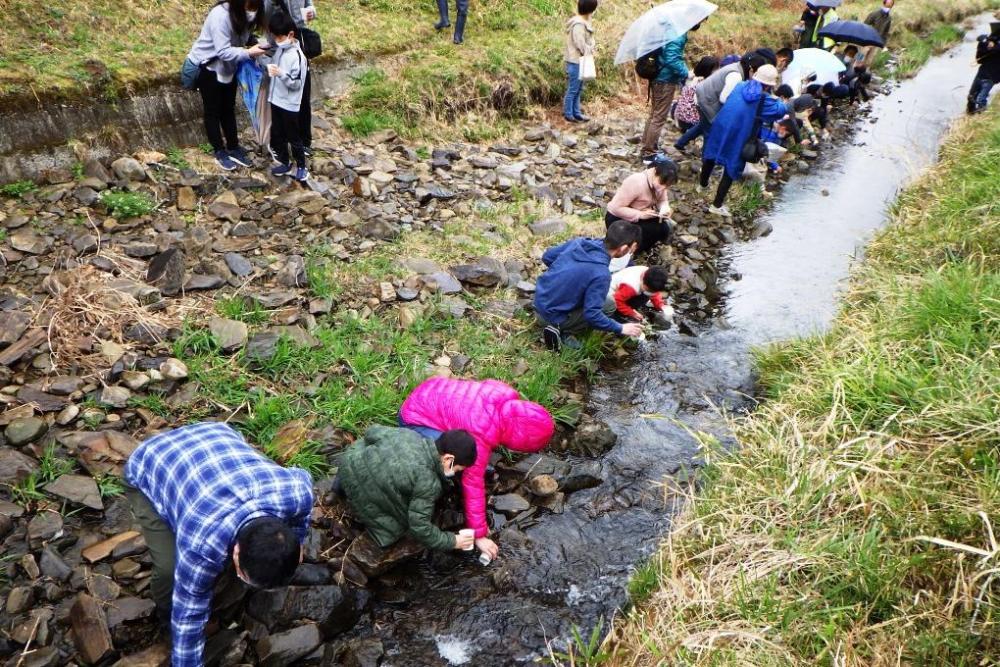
[564,116,581,123]
[574,115,590,122]
[542,325,561,351]
[453,36,463,44]
[435,20,451,30]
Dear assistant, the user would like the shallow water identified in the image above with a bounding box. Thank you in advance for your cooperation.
[359,16,994,666]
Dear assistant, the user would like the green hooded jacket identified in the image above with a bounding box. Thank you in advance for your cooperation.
[339,425,456,551]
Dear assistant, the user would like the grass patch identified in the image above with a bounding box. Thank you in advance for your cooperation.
[100,190,157,218]
[0,180,36,198]
[894,23,965,77]
[8,443,76,506]
[611,108,1000,665]
[166,146,190,170]
[216,296,271,325]
[730,181,768,219]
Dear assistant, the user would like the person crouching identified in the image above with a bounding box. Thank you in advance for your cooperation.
[266,11,309,182]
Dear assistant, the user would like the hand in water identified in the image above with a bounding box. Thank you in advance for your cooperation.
[621,323,643,338]
[475,537,499,559]
[455,532,475,550]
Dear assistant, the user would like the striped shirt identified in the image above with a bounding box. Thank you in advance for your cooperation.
[124,422,314,667]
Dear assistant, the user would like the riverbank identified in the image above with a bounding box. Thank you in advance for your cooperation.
[610,106,1000,665]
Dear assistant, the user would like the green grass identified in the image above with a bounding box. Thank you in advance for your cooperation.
[8,443,76,506]
[0,180,36,198]
[216,296,271,325]
[166,147,190,170]
[612,107,1000,665]
[730,181,769,219]
[100,190,157,218]
[894,23,965,77]
[96,474,126,498]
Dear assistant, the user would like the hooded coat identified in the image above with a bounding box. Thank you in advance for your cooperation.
[703,80,787,181]
[534,238,623,333]
[338,425,456,551]
[400,378,554,538]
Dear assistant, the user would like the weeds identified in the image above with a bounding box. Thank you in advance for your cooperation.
[166,146,190,170]
[9,443,75,506]
[730,181,769,218]
[549,619,610,666]
[0,180,36,198]
[100,191,157,218]
[128,394,171,417]
[96,474,125,498]
[216,296,270,325]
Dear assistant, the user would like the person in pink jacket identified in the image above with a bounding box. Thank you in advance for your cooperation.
[399,377,555,559]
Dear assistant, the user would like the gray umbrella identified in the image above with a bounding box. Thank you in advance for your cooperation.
[810,0,842,8]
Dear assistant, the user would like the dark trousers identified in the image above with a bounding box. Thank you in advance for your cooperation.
[197,68,239,152]
[536,309,589,335]
[676,106,711,151]
[605,211,671,256]
[436,0,469,39]
[299,69,313,148]
[699,159,735,208]
[969,75,996,112]
[641,81,678,156]
[270,103,307,168]
[125,484,247,646]
[810,105,829,130]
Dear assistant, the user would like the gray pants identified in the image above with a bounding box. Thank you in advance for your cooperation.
[125,484,246,660]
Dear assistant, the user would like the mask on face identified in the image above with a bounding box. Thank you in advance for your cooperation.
[442,459,456,478]
[881,6,891,12]
[246,10,257,21]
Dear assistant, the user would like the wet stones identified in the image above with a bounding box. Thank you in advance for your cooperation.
[27,511,63,547]
[492,493,531,516]
[4,416,47,446]
[246,585,361,636]
[82,531,143,563]
[256,623,321,667]
[527,474,559,497]
[348,534,424,577]
[0,447,39,483]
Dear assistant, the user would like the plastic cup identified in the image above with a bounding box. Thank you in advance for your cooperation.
[459,529,474,551]
[478,552,492,566]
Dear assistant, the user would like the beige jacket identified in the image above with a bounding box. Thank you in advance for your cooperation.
[565,16,595,64]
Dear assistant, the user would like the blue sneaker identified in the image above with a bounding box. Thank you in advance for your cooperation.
[227,147,253,168]
[271,163,292,177]
[214,150,237,171]
[295,167,310,182]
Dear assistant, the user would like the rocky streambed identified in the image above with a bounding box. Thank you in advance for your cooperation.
[0,76,866,666]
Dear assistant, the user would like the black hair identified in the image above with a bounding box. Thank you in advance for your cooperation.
[822,81,835,94]
[436,430,477,467]
[643,267,668,292]
[754,48,777,66]
[222,0,263,36]
[605,220,642,251]
[806,82,823,96]
[741,53,767,79]
[268,10,296,37]
[858,70,873,85]
[651,156,678,186]
[776,118,797,133]
[236,517,300,588]
[777,47,794,63]
[693,56,720,79]
[775,84,794,99]
[577,0,599,14]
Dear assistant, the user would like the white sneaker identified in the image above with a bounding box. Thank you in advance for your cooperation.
[708,204,732,218]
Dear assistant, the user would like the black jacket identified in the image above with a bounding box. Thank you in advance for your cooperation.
[976,33,1000,80]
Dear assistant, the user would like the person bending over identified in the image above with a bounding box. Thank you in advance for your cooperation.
[338,426,478,552]
[534,221,644,351]
[604,265,674,326]
[605,155,678,256]
[124,422,313,667]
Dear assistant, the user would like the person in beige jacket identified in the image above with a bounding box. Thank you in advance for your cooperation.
[564,0,598,122]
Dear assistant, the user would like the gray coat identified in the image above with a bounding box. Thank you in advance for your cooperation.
[267,39,307,112]
[186,3,252,84]
[695,61,744,122]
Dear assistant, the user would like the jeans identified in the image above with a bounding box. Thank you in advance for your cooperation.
[641,81,678,156]
[675,114,711,151]
[969,75,996,112]
[563,62,584,119]
[397,413,444,441]
[270,103,306,168]
[437,0,469,40]
[196,68,239,152]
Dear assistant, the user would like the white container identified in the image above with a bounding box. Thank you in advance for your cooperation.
[459,528,475,551]
[478,552,492,566]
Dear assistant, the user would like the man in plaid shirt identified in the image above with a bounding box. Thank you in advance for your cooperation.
[124,421,314,667]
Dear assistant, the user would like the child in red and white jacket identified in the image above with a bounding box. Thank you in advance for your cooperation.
[604,265,674,323]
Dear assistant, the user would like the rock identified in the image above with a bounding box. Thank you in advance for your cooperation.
[251,290,299,309]
[289,563,332,586]
[48,375,84,395]
[18,386,68,412]
[123,242,158,258]
[560,461,603,493]
[571,417,617,456]
[110,643,170,667]
[71,593,114,665]
[223,252,253,276]
[398,306,416,329]
[750,220,773,239]
[277,255,307,287]
[338,638,385,667]
[146,248,186,296]
[97,386,131,408]
[82,531,142,563]
[20,553,40,579]
[528,474,559,497]
[493,493,531,516]
[209,317,248,352]
[9,231,50,255]
[256,623,322,667]
[0,447,39,483]
[184,273,226,291]
[349,533,424,577]
[423,271,463,295]
[121,370,150,390]
[5,416,48,446]
[529,217,567,236]
[56,404,80,426]
[44,474,103,510]
[6,646,60,667]
[159,358,188,380]
[6,585,33,614]
[361,219,401,240]
[176,186,197,211]
[378,282,396,302]
[399,257,441,274]
[247,585,360,636]
[111,157,146,181]
[87,572,122,602]
[0,311,31,346]
[537,491,565,514]
[208,192,241,223]
[245,331,282,365]
[450,257,507,288]
[27,511,63,546]
[106,596,157,627]
[396,287,419,301]
[417,186,456,206]
[516,280,536,294]
[39,546,73,581]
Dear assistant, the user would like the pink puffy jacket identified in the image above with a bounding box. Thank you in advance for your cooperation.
[399,377,554,538]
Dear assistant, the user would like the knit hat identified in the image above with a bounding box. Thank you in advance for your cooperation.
[753,64,780,87]
[793,94,819,112]
[498,400,554,453]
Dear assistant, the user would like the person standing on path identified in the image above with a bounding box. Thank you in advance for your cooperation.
[123,422,314,667]
[398,377,555,561]
[435,0,469,44]
[675,53,766,153]
[640,21,702,160]
[266,12,310,182]
[861,0,894,67]
[699,64,787,219]
[186,0,267,171]
[812,6,839,51]
[265,0,317,153]
[563,0,598,123]
[968,22,1000,114]
[796,2,820,49]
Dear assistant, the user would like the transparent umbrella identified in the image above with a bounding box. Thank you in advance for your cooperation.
[614,0,718,65]
[782,47,846,88]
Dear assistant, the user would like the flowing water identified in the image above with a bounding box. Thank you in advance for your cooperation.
[360,17,993,666]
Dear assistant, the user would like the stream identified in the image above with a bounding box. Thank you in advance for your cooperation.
[359,16,993,666]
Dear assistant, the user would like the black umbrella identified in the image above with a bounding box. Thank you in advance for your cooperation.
[818,20,886,47]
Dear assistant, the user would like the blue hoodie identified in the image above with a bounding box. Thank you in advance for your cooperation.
[703,80,787,180]
[534,238,622,334]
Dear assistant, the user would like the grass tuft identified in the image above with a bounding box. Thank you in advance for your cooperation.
[100,190,157,218]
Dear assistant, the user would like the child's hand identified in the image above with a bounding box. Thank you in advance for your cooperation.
[476,537,499,559]
[248,44,267,58]
[267,64,281,77]
[632,312,646,322]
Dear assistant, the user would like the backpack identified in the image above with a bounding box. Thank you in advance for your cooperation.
[635,47,663,80]
[276,0,322,59]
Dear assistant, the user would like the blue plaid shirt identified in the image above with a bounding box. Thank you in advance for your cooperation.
[124,422,314,667]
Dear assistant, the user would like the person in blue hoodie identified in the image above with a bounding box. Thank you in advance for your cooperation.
[534,221,644,351]
[699,64,787,219]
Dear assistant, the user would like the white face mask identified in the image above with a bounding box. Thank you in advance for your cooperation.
[246,10,257,21]
[882,6,891,12]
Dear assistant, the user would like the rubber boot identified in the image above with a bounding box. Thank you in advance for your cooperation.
[435,0,450,29]
[454,10,467,44]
